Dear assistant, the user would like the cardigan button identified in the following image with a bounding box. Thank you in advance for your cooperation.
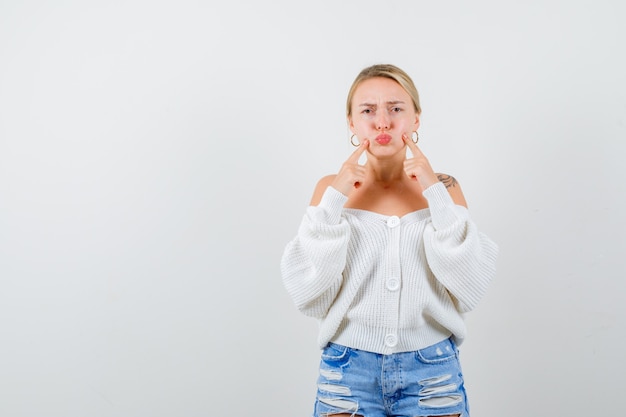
[386,278,400,291]
[384,334,398,348]
[386,216,400,228]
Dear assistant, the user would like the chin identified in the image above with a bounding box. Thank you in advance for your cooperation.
[370,145,404,158]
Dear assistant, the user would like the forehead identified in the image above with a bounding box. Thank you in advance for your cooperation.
[353,77,409,102]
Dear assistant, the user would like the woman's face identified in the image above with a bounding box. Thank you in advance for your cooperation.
[349,77,420,157]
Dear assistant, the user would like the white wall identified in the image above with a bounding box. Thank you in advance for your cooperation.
[1,1,624,416]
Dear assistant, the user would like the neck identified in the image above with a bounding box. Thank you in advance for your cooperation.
[366,153,407,184]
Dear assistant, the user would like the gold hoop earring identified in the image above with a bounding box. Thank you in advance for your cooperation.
[411,131,419,144]
[350,134,360,147]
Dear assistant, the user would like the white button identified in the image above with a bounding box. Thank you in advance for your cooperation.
[387,216,400,228]
[384,334,398,347]
[386,278,400,291]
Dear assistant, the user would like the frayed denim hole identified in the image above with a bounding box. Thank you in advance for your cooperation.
[418,374,452,387]
[320,368,342,381]
[318,383,351,396]
[317,397,359,416]
[418,394,463,408]
[419,382,457,396]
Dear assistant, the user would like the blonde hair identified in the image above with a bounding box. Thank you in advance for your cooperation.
[346,64,421,118]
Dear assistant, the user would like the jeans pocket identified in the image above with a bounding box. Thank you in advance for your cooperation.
[321,343,351,367]
[415,338,457,364]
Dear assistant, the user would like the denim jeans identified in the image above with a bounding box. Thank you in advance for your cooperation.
[313,338,469,417]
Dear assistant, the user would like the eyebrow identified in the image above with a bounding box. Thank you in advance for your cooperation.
[358,100,406,107]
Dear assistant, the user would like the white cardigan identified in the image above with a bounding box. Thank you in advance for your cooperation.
[280,182,499,354]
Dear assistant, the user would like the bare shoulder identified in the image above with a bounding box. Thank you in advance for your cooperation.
[309,174,337,206]
[435,173,468,208]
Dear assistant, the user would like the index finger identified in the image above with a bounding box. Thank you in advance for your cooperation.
[347,139,369,164]
[403,133,423,157]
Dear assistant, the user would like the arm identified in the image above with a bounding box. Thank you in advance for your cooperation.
[280,180,351,318]
[401,135,497,311]
[281,141,370,317]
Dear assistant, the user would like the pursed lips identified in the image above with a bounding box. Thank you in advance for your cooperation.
[375,133,392,145]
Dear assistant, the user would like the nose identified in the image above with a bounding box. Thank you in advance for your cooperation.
[376,112,390,130]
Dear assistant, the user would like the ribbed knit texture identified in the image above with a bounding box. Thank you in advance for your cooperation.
[281,182,499,354]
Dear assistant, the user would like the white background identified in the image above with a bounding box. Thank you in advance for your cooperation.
[1,1,624,416]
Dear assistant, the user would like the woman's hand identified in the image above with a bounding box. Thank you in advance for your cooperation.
[331,139,369,196]
[402,133,439,192]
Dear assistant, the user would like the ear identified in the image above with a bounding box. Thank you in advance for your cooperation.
[413,114,420,131]
[348,116,355,132]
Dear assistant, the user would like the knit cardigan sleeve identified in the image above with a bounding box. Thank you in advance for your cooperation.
[422,182,499,313]
[280,186,350,318]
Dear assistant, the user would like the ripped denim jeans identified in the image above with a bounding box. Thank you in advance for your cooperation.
[313,338,469,417]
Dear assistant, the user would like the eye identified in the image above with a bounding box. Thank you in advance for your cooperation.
[361,108,373,114]
[391,107,402,113]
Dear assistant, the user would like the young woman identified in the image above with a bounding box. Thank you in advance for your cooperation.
[281,64,499,417]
